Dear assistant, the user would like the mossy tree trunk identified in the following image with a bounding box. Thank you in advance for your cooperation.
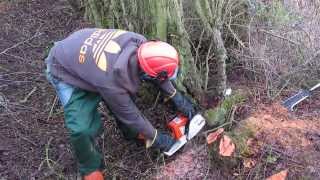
[80,0,230,100]
[194,0,228,96]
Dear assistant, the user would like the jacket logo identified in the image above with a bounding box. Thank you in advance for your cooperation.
[79,30,126,72]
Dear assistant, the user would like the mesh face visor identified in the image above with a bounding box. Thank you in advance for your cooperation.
[169,67,179,80]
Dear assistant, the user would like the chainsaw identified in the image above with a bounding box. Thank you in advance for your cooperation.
[164,114,206,156]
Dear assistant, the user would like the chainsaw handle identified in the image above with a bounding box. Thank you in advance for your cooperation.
[176,114,191,136]
[310,83,320,91]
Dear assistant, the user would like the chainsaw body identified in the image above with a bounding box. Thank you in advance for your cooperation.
[167,116,188,140]
[164,114,206,156]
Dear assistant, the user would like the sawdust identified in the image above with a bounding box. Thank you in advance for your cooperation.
[246,103,320,149]
[242,102,320,178]
[155,100,320,179]
[155,145,212,179]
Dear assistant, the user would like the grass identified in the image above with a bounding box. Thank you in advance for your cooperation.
[204,91,246,127]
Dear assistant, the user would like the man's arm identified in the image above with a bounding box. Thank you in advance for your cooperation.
[98,89,156,140]
[159,79,195,119]
[158,79,176,97]
[98,89,176,151]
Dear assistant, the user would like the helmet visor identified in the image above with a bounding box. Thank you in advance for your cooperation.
[169,67,179,80]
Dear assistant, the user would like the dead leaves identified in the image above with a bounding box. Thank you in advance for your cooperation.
[206,128,236,157]
[266,169,288,180]
[219,135,236,156]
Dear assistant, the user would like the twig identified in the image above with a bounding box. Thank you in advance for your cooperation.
[259,29,299,45]
[47,96,57,121]
[113,163,144,175]
[265,145,304,166]
[204,40,213,91]
[20,86,37,103]
[42,137,65,179]
[151,91,161,110]
[1,100,29,130]
[227,17,246,49]
[3,52,26,61]
[227,105,238,127]
[0,32,42,55]
[203,121,232,136]
[45,137,54,170]
[21,136,37,146]
[0,65,9,72]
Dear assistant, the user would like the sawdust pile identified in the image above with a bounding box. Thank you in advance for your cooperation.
[155,145,212,179]
[244,102,320,178]
[155,102,320,179]
[247,103,320,149]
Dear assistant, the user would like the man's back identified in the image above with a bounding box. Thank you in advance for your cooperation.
[47,28,147,94]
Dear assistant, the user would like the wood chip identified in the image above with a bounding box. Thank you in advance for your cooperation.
[219,135,235,156]
[266,169,288,180]
[206,128,224,145]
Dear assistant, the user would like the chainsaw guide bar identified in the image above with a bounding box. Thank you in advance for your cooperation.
[164,114,206,156]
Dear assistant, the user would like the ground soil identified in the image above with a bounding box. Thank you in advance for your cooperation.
[238,100,320,179]
[0,0,212,179]
[0,0,319,180]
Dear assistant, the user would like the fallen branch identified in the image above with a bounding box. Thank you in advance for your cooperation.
[47,96,57,121]
[20,86,37,103]
[259,29,299,45]
[0,32,42,55]
[203,122,232,136]
[21,136,37,146]
[151,91,161,110]
[2,52,26,61]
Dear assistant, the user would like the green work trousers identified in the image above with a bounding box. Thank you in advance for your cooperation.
[63,88,140,175]
[46,58,138,175]
[46,71,140,175]
[63,88,103,175]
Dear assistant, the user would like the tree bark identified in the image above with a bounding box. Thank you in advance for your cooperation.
[194,0,227,96]
[67,0,81,12]
[81,0,238,100]
[82,0,204,99]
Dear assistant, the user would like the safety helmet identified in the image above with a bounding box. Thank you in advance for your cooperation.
[137,41,179,80]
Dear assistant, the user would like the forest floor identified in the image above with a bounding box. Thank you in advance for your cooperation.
[0,0,319,179]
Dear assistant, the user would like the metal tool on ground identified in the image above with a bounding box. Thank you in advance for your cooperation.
[282,82,320,111]
[164,114,206,156]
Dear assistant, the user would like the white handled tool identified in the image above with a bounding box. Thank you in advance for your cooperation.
[164,114,206,156]
[282,82,320,111]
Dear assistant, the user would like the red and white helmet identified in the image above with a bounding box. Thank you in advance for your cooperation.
[137,41,179,80]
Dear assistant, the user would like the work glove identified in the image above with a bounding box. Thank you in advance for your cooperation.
[147,130,176,152]
[171,91,196,119]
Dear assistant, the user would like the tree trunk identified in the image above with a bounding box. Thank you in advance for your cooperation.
[194,0,227,96]
[82,0,203,99]
[67,0,81,12]
[81,0,232,100]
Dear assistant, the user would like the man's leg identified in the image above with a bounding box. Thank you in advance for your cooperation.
[63,88,103,175]
[45,56,103,176]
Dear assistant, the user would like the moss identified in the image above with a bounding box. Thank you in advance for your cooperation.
[204,92,246,127]
[208,139,240,175]
[100,16,110,28]
[226,125,255,157]
[204,107,228,127]
[221,93,246,111]
[207,120,256,176]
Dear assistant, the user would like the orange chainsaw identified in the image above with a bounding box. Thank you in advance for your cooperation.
[164,114,206,156]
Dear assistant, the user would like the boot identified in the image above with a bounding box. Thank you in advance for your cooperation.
[84,170,104,180]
